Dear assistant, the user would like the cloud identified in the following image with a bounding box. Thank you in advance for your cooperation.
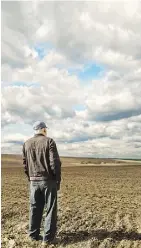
[1,65,83,126]
[1,1,141,157]
[1,115,141,158]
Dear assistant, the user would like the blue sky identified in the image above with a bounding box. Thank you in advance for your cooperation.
[69,63,104,82]
[34,42,54,59]
[12,82,40,87]
[34,43,104,82]
[74,104,86,111]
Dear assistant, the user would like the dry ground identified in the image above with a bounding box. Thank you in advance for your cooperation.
[1,156,141,248]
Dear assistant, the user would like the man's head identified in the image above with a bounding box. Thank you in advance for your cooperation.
[33,121,48,136]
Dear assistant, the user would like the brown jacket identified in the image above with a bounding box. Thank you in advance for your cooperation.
[22,134,61,182]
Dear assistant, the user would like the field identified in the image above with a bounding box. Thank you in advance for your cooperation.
[1,155,141,248]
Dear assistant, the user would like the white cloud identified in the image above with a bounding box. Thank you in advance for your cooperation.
[1,115,141,158]
[1,1,141,157]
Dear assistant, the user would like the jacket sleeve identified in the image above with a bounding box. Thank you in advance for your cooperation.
[22,143,29,180]
[49,139,61,183]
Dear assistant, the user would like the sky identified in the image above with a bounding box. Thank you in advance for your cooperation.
[1,1,141,158]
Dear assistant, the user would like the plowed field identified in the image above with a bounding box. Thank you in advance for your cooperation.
[1,160,141,248]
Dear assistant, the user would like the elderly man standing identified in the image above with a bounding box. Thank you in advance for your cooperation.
[22,121,61,245]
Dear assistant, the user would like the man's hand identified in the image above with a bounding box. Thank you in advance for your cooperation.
[57,182,60,191]
[49,139,61,184]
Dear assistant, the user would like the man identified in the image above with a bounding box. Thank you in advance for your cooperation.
[22,121,61,245]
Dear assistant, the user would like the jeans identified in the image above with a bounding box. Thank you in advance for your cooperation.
[29,180,57,241]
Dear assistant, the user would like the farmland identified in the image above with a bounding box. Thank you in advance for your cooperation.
[1,155,141,248]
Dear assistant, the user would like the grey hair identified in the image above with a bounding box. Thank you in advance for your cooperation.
[34,129,45,135]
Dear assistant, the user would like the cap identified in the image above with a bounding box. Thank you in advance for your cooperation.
[33,121,47,130]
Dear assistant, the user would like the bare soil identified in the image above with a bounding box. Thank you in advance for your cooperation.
[1,156,141,248]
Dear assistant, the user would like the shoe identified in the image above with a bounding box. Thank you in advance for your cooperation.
[29,234,43,241]
[38,235,43,241]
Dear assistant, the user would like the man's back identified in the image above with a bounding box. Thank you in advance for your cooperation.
[23,134,61,182]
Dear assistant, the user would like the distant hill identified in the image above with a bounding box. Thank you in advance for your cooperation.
[1,154,127,168]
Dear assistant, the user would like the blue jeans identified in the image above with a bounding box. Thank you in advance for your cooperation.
[29,180,57,241]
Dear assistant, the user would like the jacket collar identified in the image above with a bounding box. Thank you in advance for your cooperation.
[34,134,45,137]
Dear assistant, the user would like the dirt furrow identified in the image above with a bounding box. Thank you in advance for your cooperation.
[98,238,115,248]
[114,211,125,230]
[116,240,132,248]
[132,241,141,248]
[122,213,133,231]
[135,210,141,234]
